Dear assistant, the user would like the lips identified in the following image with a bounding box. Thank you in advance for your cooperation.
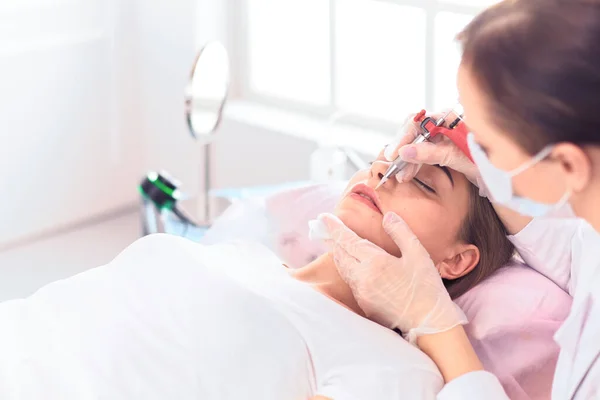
[349,183,382,214]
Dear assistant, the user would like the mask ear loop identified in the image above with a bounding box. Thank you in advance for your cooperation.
[507,144,573,213]
[508,145,555,178]
[455,105,554,178]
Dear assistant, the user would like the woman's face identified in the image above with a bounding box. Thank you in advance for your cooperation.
[334,151,472,264]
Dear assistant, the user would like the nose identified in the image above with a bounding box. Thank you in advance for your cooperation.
[370,160,389,183]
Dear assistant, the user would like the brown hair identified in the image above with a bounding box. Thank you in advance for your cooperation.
[444,184,515,299]
[457,0,600,154]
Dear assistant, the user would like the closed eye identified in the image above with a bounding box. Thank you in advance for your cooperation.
[414,178,436,194]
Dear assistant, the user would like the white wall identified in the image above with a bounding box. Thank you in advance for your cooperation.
[213,118,317,190]
[0,1,145,248]
[138,0,320,196]
[0,0,363,249]
[0,0,216,247]
[135,0,201,187]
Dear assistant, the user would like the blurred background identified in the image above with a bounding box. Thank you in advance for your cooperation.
[0,0,497,300]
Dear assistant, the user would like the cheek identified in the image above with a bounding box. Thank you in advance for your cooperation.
[334,190,461,263]
[380,182,469,262]
[385,200,455,262]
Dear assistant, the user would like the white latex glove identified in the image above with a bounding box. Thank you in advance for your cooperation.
[384,112,489,197]
[310,212,467,344]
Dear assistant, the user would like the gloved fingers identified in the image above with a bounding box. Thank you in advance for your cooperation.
[393,162,422,184]
[323,238,354,282]
[399,139,483,188]
[337,235,385,261]
[317,213,362,245]
[382,212,430,259]
[384,129,418,161]
[317,213,389,261]
[330,243,361,283]
[384,114,420,161]
[317,215,382,262]
[398,140,456,168]
[330,243,387,303]
[385,109,463,173]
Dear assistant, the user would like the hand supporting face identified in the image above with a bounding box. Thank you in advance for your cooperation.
[312,212,467,344]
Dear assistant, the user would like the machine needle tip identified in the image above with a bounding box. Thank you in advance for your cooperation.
[375,179,386,190]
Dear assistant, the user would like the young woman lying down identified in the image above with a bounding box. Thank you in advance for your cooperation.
[0,151,514,400]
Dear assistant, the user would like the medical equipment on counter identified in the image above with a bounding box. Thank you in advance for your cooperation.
[140,41,230,236]
[376,107,473,190]
[139,171,202,236]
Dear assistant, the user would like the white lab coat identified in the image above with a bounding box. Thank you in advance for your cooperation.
[438,216,600,400]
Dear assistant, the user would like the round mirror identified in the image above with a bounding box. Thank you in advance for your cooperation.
[185,42,230,139]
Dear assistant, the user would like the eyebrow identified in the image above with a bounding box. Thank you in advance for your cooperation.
[434,165,454,188]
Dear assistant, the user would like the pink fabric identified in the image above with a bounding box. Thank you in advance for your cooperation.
[265,182,345,268]
[456,262,572,400]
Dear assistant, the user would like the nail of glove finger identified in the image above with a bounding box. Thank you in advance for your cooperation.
[385,119,421,161]
[398,145,418,162]
[382,212,426,254]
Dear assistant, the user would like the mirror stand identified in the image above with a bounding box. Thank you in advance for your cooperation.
[139,41,230,237]
[197,141,212,226]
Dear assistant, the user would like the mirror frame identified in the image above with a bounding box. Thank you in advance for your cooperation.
[184,41,230,140]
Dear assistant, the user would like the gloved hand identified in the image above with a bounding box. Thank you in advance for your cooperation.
[384,112,488,197]
[310,212,467,344]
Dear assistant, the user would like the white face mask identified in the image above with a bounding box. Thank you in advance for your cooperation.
[467,133,572,218]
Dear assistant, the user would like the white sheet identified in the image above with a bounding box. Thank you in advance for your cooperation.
[0,234,442,400]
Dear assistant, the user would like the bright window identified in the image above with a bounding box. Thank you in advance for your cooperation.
[242,0,499,127]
